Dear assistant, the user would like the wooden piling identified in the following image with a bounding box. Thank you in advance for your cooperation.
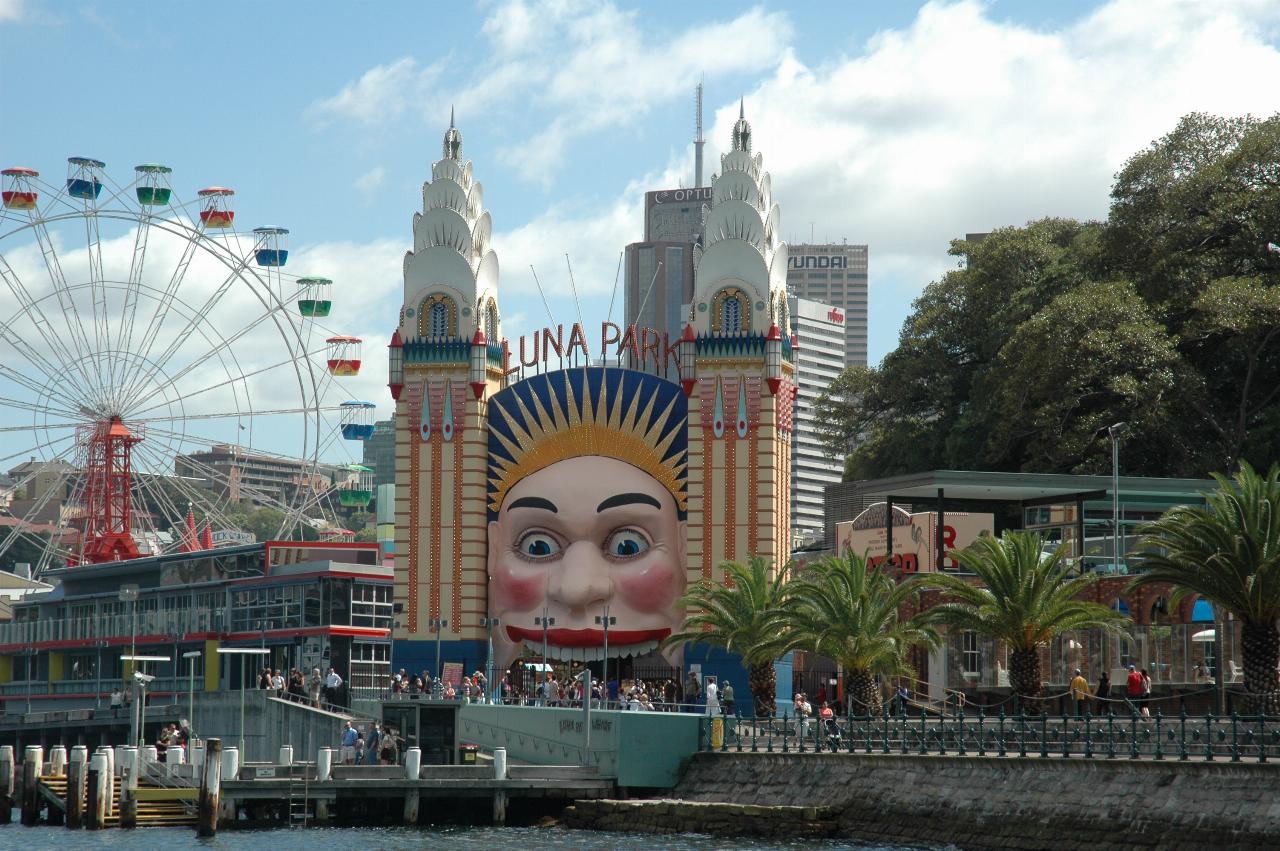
[0,744,14,825]
[402,747,421,825]
[84,757,101,824]
[66,756,85,830]
[119,747,138,829]
[218,746,238,824]
[493,789,507,825]
[20,746,42,826]
[197,738,222,837]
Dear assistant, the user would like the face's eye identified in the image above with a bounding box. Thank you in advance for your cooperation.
[517,532,561,559]
[605,529,650,559]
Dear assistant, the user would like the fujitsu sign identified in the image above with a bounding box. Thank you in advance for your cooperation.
[827,308,844,324]
[788,255,848,269]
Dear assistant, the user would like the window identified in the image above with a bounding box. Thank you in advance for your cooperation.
[351,583,393,628]
[484,301,498,341]
[961,632,981,677]
[721,297,741,334]
[428,302,449,338]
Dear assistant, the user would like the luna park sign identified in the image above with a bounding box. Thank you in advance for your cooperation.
[500,322,681,375]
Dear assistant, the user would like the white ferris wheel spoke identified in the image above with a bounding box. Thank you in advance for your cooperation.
[127,404,344,424]
[21,206,107,396]
[117,221,237,407]
[129,345,327,420]
[0,255,99,404]
[0,429,77,467]
[117,253,287,413]
[0,361,89,417]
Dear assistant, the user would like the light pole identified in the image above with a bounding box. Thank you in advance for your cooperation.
[216,647,271,757]
[183,650,202,729]
[119,583,140,678]
[428,618,447,696]
[93,639,107,709]
[122,655,170,748]
[595,606,615,707]
[480,616,500,703]
[1107,422,1129,574]
[535,608,555,673]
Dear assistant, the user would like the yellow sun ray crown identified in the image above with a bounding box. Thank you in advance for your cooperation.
[486,368,688,518]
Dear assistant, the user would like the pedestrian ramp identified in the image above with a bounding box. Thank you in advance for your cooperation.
[458,704,702,789]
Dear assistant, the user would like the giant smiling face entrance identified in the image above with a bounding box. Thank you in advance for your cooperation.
[485,367,688,667]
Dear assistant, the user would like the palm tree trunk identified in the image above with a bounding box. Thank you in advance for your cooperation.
[1242,620,1280,715]
[748,661,776,717]
[1009,647,1043,713]
[848,669,882,716]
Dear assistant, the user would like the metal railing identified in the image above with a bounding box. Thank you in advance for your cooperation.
[699,708,1280,764]
[0,610,225,645]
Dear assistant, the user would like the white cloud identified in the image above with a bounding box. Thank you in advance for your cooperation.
[0,0,22,23]
[307,57,442,126]
[353,165,386,203]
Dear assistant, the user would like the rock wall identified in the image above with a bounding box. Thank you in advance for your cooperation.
[568,753,1280,849]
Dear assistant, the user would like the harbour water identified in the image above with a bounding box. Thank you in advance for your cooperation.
[0,824,920,849]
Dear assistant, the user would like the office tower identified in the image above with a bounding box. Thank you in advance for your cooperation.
[788,296,847,545]
[786,243,868,367]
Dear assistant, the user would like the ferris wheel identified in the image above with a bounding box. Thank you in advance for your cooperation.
[0,158,369,575]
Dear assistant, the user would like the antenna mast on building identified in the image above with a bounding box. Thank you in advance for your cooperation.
[694,82,705,187]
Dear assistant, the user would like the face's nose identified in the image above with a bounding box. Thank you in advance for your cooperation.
[546,540,612,613]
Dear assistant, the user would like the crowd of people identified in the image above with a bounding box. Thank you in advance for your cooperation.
[338,719,401,765]
[255,665,346,709]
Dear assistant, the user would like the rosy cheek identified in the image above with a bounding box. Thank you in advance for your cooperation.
[493,557,544,612]
[616,556,682,613]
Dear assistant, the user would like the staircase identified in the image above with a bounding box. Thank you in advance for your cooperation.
[39,773,197,828]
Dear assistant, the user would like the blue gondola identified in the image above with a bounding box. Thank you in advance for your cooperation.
[340,400,377,440]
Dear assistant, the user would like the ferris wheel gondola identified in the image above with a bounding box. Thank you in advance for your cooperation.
[0,157,356,575]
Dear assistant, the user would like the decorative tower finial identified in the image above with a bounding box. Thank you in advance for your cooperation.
[443,112,463,160]
[732,99,752,153]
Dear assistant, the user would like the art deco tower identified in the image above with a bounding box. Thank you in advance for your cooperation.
[389,114,505,663]
[682,101,795,584]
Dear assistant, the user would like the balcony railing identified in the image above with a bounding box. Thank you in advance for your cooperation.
[0,609,225,646]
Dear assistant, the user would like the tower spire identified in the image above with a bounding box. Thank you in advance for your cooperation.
[739,96,744,120]
[732,97,752,153]
[443,110,463,160]
[694,83,705,188]
[450,104,455,128]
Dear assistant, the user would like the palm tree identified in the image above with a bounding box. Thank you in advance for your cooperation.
[786,551,937,715]
[1130,462,1280,714]
[662,556,790,716]
[926,531,1128,710]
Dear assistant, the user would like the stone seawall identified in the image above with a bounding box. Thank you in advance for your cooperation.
[566,753,1280,849]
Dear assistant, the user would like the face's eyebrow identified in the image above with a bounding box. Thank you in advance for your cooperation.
[507,496,558,513]
[596,492,662,513]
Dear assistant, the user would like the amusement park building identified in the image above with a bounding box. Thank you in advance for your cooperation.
[802,470,1236,707]
[0,540,392,717]
[388,106,796,700]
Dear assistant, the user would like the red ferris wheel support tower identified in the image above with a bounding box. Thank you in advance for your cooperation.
[76,417,143,564]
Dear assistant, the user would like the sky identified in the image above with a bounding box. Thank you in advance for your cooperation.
[3,0,1280,437]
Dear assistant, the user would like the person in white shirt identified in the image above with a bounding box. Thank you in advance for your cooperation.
[324,667,343,707]
[270,670,285,695]
[705,678,720,715]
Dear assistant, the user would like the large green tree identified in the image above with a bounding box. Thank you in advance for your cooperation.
[662,556,791,716]
[785,552,937,715]
[925,532,1128,710]
[1130,462,1280,713]
[815,111,1280,481]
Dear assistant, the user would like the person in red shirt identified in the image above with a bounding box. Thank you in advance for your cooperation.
[1125,665,1143,713]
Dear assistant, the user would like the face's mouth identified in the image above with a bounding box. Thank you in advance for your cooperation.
[505,626,670,647]
[504,626,671,662]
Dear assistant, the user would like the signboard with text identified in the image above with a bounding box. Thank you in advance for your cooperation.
[836,503,993,572]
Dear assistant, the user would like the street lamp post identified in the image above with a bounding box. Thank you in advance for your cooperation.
[595,606,615,708]
[535,608,555,672]
[216,647,271,757]
[1107,422,1129,573]
[428,618,447,696]
[183,650,202,729]
[121,655,170,748]
[480,616,500,704]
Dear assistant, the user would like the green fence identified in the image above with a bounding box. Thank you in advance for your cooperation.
[700,709,1280,763]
